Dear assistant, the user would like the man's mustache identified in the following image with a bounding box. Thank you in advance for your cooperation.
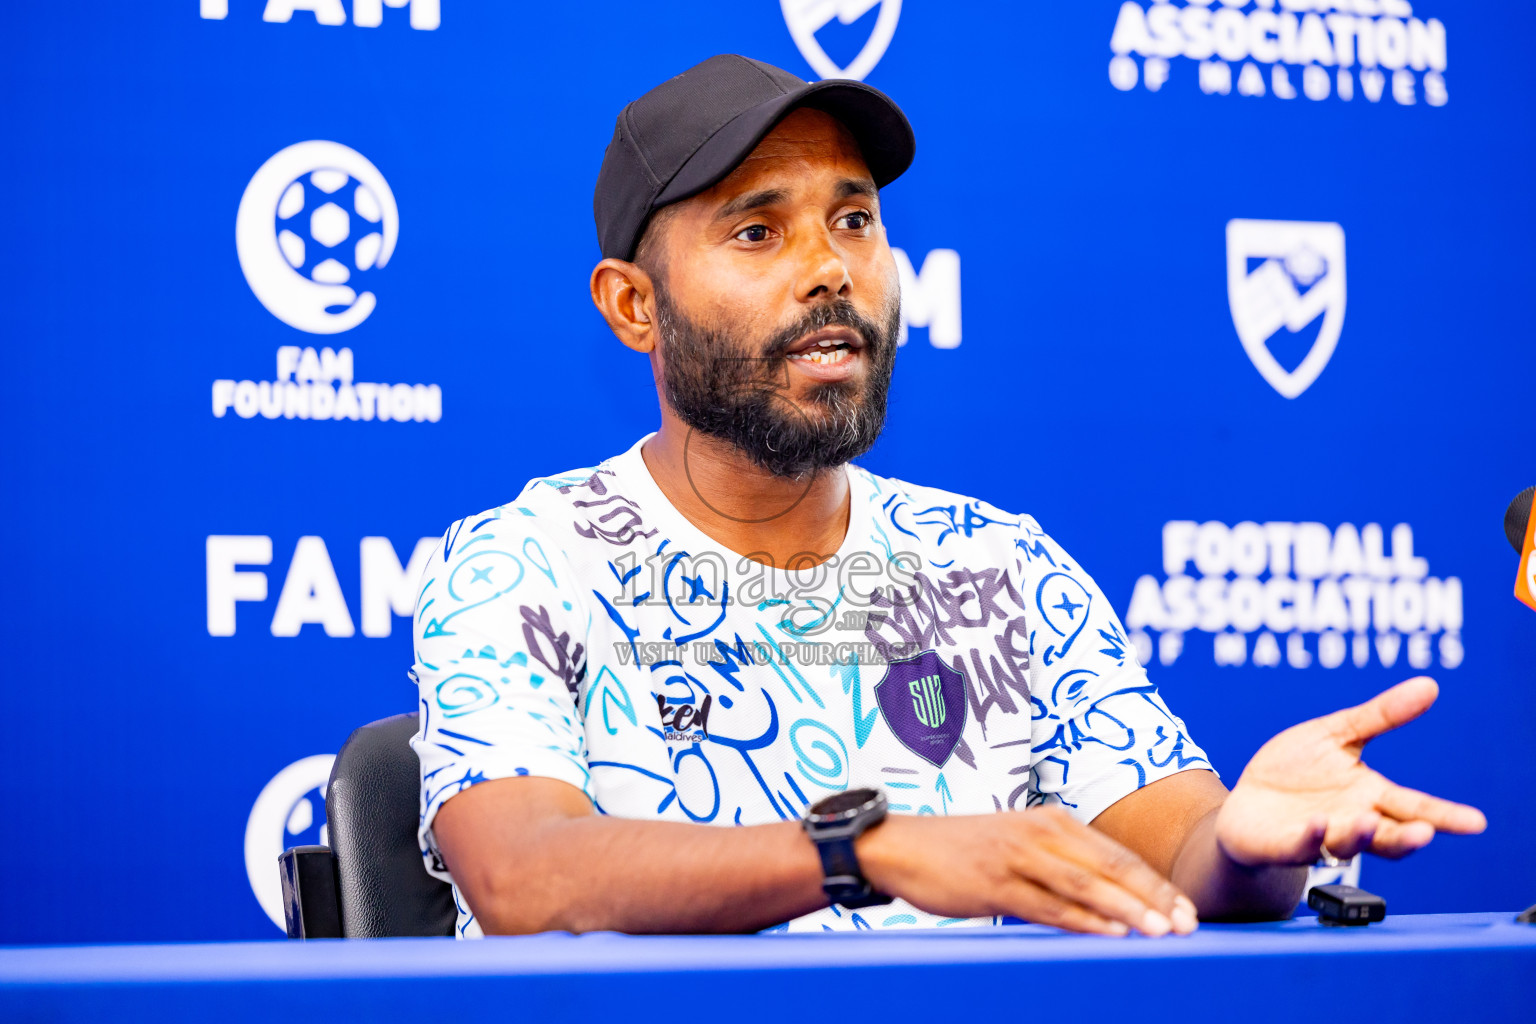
[759,300,888,361]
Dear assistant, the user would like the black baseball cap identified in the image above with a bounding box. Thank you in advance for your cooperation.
[593,54,916,261]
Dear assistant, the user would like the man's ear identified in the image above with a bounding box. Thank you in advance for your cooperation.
[590,259,657,353]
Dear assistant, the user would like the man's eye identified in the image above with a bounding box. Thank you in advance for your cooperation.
[735,225,770,243]
[840,211,872,230]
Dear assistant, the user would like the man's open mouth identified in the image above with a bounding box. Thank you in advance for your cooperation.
[783,327,865,368]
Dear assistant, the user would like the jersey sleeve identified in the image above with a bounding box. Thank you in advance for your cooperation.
[1014,516,1215,824]
[409,506,594,884]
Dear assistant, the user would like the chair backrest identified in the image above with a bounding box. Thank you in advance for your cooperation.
[325,712,456,937]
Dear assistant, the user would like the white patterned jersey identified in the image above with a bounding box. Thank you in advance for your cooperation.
[411,436,1213,937]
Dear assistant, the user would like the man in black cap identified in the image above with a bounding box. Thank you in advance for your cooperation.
[411,55,1484,938]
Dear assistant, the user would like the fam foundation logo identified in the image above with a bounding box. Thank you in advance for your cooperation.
[245,753,336,931]
[236,141,398,334]
[1108,1,1447,106]
[781,0,901,81]
[212,346,442,423]
[1227,219,1345,399]
[1124,520,1463,671]
[200,0,439,29]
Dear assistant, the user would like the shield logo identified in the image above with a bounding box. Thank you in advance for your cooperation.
[874,650,967,767]
[1226,219,1347,399]
[780,0,902,81]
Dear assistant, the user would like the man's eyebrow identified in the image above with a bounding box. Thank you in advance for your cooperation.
[714,188,793,222]
[835,178,878,201]
[712,178,879,222]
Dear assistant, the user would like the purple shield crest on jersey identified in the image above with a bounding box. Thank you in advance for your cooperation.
[874,650,968,768]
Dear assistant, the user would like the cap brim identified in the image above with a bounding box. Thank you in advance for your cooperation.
[654,79,915,208]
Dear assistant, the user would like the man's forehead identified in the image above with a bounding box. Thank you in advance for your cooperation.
[698,109,874,208]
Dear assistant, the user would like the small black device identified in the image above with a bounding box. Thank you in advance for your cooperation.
[802,788,894,910]
[1308,884,1387,926]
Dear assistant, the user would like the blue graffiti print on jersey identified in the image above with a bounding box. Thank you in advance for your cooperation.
[411,435,1212,937]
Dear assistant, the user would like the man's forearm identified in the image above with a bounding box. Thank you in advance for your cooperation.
[437,780,830,935]
[1170,807,1308,921]
[509,817,827,934]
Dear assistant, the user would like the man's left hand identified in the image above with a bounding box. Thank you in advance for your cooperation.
[1215,676,1487,866]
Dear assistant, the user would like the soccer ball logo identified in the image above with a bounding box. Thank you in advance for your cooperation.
[236,141,398,334]
[275,170,386,294]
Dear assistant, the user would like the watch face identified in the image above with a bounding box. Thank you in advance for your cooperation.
[811,788,879,817]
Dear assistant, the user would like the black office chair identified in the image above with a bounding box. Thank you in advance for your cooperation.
[279,712,457,938]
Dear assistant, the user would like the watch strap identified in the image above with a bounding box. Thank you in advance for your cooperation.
[802,790,893,910]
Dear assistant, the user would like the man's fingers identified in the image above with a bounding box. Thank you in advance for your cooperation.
[1368,819,1436,859]
[1322,811,1381,860]
[1322,676,1438,744]
[1269,814,1329,866]
[1019,848,1180,936]
[1050,815,1189,920]
[1018,812,1195,934]
[1376,785,1487,834]
[1000,878,1131,937]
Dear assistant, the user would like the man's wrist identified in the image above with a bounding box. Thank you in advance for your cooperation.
[852,813,903,896]
[1183,802,1309,920]
[803,789,893,908]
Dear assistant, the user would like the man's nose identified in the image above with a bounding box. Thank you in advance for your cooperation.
[793,228,852,302]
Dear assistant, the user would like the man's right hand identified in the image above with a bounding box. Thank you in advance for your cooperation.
[856,807,1198,937]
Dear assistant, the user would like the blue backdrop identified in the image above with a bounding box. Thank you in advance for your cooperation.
[3,0,1532,944]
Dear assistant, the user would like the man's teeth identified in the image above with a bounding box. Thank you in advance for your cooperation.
[789,345,852,365]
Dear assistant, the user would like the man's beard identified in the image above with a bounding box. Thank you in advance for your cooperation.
[655,286,901,479]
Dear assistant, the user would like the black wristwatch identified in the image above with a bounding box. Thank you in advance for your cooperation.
[801,788,893,909]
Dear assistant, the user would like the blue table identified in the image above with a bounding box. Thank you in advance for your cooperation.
[3,913,1532,1022]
